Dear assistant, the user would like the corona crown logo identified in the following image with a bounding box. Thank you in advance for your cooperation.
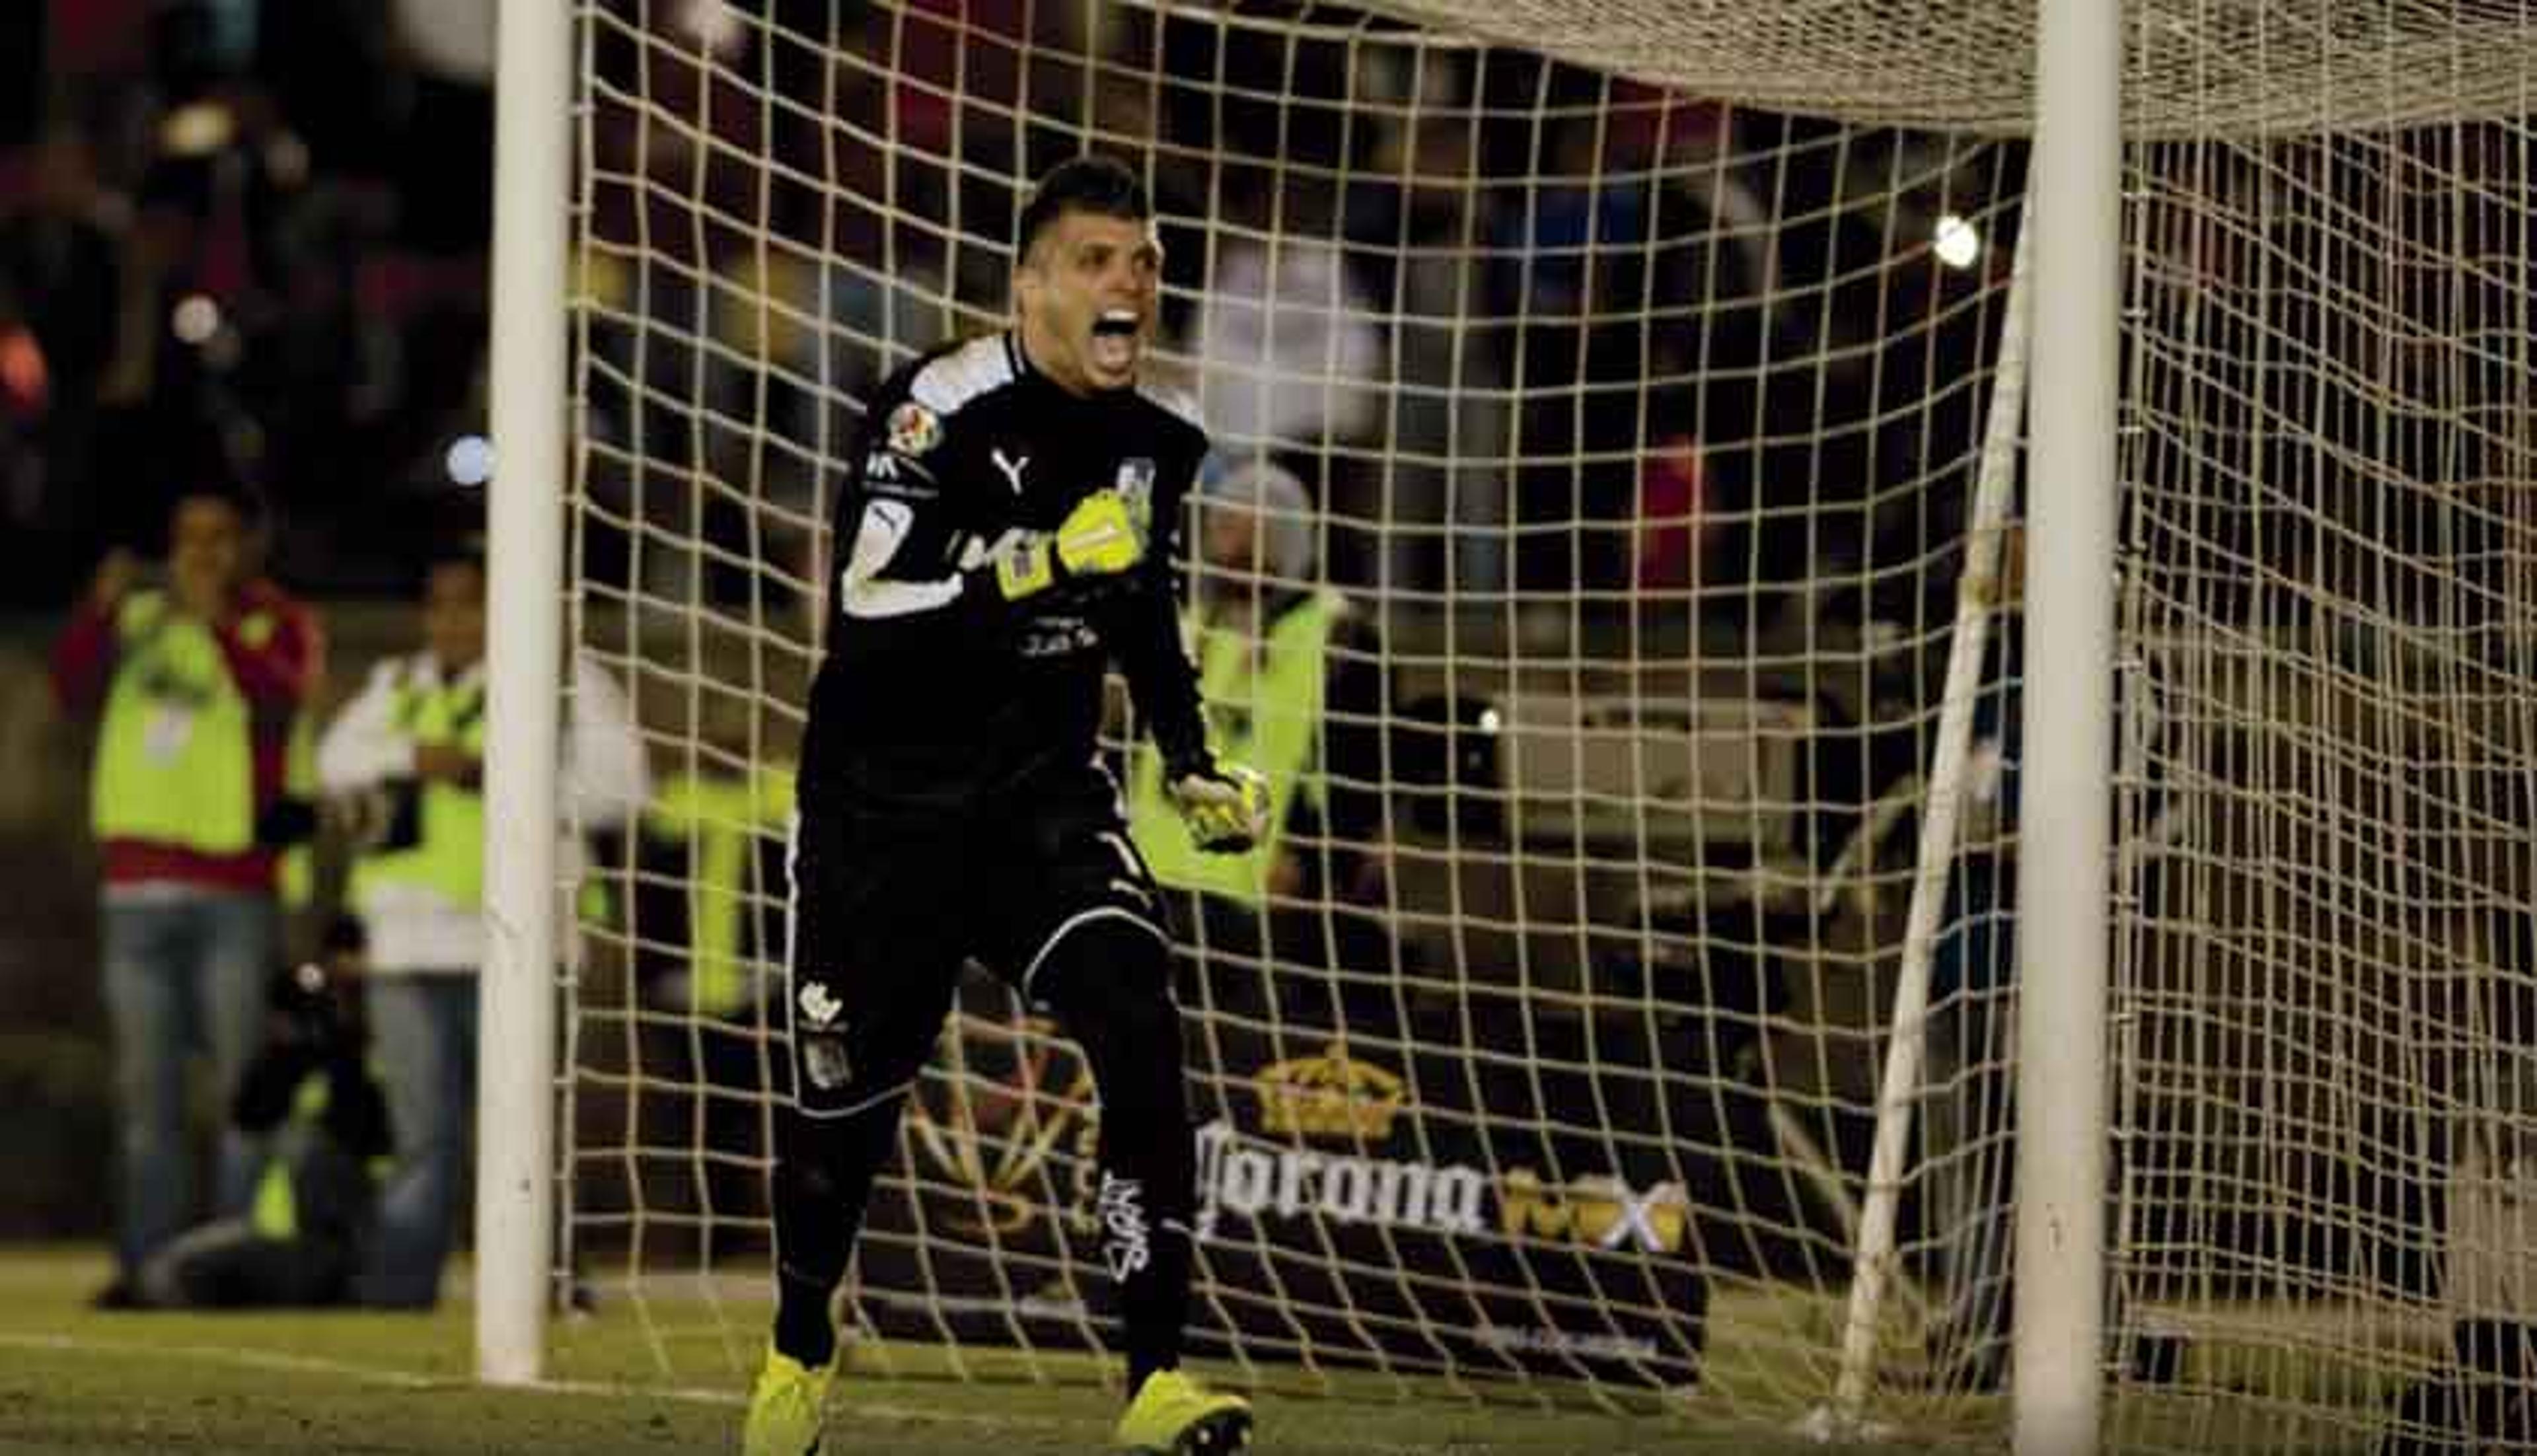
[1254,1042,1405,1142]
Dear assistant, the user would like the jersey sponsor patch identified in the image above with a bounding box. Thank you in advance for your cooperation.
[886,401,942,456]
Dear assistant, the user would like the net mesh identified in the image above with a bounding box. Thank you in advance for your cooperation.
[542,0,2537,1447]
[2109,113,2537,1453]
[1364,0,2537,135]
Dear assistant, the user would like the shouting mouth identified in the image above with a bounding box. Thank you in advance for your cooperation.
[1089,309,1142,376]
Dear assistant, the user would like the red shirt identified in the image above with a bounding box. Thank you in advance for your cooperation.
[51,579,324,892]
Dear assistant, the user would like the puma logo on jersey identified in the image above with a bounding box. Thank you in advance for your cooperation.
[992,448,1030,495]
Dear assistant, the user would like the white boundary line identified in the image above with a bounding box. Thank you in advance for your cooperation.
[0,1332,448,1390]
[0,1330,1442,1449]
[0,1332,1088,1438]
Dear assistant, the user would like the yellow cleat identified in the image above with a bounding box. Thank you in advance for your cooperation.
[1113,1369,1253,1453]
[742,1348,834,1456]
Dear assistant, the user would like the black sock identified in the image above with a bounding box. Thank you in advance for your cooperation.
[768,1095,906,1369]
[1117,1219,1193,1397]
[1037,920,1196,1397]
[774,1269,840,1369]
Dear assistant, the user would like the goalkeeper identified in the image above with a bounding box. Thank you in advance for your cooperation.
[746,155,1259,1456]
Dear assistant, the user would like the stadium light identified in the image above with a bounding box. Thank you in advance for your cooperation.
[171,295,222,346]
[446,434,496,488]
[1934,213,1983,270]
[159,100,236,159]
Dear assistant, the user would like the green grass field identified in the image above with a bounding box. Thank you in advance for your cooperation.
[0,1245,1992,1455]
[0,1245,2413,1454]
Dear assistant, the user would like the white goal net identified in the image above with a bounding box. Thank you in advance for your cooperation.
[538,0,2537,1448]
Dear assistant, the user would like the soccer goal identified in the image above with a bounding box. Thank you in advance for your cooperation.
[479,2,2537,1452]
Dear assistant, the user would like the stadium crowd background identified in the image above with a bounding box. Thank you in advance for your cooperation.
[0,0,2015,1249]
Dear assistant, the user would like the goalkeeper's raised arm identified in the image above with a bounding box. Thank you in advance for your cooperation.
[803,235,1214,814]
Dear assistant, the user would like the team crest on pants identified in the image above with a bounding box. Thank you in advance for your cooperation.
[801,1033,853,1091]
[798,981,842,1028]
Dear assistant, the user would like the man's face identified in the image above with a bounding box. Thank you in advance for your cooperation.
[168,495,245,606]
[1014,208,1161,396]
[423,560,487,671]
[1201,500,1263,577]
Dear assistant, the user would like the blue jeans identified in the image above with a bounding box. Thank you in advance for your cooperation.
[356,975,478,1308]
[100,889,278,1278]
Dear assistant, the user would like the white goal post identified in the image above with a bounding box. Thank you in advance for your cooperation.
[480,5,2537,1455]
[479,0,571,1387]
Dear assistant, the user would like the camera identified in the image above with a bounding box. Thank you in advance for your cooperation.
[329,778,425,854]
[272,961,351,1048]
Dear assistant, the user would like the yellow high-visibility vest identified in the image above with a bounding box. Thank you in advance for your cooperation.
[643,765,797,1017]
[91,590,258,854]
[1128,591,1342,904]
[348,665,486,906]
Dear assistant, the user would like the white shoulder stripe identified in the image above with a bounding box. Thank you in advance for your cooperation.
[1136,379,1206,432]
[842,576,964,620]
[909,334,1016,416]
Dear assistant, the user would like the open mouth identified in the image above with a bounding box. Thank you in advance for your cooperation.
[1089,309,1141,375]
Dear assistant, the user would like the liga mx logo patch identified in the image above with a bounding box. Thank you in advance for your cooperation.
[887,402,941,456]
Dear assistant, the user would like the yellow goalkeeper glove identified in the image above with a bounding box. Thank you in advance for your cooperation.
[1168,759,1270,854]
[994,490,1146,601]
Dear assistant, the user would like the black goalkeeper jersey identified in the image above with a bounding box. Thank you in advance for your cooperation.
[800,330,1210,819]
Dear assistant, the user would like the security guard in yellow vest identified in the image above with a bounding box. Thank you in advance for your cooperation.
[631,760,797,1258]
[640,762,797,1019]
[1127,457,1391,1022]
[52,482,322,1300]
[1131,587,1346,902]
[316,533,650,1306]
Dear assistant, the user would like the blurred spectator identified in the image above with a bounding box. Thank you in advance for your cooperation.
[129,916,391,1309]
[635,743,796,1035]
[1127,455,1395,1029]
[0,131,126,534]
[316,527,649,1307]
[50,477,322,1305]
[1489,116,1648,325]
[632,711,799,1262]
[1635,429,1712,593]
[1345,93,1511,597]
[0,1,515,601]
[1189,174,1383,461]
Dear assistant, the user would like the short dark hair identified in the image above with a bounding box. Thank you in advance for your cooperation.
[1014,155,1149,261]
[170,476,266,532]
[418,521,488,592]
[424,528,488,575]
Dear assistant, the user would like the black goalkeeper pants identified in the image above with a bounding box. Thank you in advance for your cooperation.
[768,789,1197,1382]
[780,788,1170,1117]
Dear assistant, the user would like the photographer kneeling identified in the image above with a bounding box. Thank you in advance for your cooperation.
[129,917,392,1309]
